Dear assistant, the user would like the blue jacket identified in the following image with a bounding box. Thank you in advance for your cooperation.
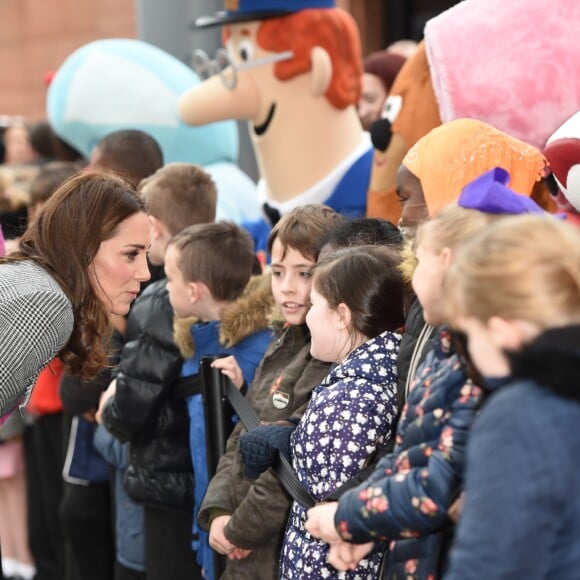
[335,329,482,579]
[445,324,580,580]
[174,274,274,580]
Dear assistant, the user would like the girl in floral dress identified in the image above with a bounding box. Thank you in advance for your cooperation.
[279,245,407,579]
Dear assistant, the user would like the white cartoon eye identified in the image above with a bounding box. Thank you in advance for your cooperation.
[238,39,254,62]
[382,95,403,124]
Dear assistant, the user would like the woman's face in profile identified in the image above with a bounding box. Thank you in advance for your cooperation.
[89,211,151,316]
[396,165,429,243]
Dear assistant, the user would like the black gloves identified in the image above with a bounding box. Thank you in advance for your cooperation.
[239,423,296,480]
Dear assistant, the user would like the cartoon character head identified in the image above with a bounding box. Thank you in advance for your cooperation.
[179,0,366,205]
[544,111,580,225]
[425,0,580,152]
[366,41,441,223]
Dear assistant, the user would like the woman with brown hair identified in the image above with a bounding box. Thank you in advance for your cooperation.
[0,171,150,416]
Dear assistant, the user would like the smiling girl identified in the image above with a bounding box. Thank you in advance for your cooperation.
[278,245,407,579]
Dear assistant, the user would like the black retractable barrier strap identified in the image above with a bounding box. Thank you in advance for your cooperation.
[222,378,316,509]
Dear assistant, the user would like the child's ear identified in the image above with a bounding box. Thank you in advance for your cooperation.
[335,302,353,331]
[487,316,527,351]
[440,247,453,272]
[188,281,201,305]
[149,215,164,240]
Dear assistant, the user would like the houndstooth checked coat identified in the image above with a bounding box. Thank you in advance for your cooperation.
[0,260,73,416]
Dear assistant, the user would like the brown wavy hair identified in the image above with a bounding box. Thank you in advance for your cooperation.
[3,171,147,379]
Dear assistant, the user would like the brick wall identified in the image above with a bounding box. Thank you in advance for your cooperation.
[0,0,136,120]
[0,0,389,121]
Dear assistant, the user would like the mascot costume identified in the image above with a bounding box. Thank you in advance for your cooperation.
[178,0,372,253]
[367,0,580,220]
[46,38,261,223]
[544,111,580,227]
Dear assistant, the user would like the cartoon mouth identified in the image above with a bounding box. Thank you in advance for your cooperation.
[254,103,276,136]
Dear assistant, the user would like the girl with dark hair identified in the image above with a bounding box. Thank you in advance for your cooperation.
[275,245,407,578]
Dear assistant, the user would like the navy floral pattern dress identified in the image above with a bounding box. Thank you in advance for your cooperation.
[279,330,401,579]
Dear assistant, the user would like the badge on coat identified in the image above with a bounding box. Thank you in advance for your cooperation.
[272,391,290,410]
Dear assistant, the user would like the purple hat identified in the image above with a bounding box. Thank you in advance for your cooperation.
[458,167,546,215]
[196,0,336,28]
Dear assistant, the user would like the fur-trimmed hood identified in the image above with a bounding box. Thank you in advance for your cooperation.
[398,240,418,284]
[173,273,275,359]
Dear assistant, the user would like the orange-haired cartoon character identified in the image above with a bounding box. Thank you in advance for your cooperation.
[179,0,372,252]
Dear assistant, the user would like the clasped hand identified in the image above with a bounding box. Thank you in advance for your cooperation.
[209,515,251,560]
[305,502,374,572]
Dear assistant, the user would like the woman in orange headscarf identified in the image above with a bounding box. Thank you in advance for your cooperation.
[396,118,550,242]
[392,117,551,427]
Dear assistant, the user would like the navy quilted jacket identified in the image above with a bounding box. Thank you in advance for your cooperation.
[335,328,482,579]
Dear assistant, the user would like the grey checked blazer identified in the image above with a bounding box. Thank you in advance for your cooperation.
[0,260,73,416]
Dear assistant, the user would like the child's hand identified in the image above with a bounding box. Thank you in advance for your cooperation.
[227,548,252,560]
[211,356,244,390]
[448,492,464,523]
[95,379,116,424]
[209,515,237,555]
[305,502,341,544]
[327,540,375,572]
[239,424,295,479]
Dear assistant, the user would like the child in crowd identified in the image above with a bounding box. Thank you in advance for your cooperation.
[316,216,402,257]
[98,163,217,580]
[304,168,551,579]
[443,215,580,579]
[88,129,163,189]
[59,324,124,580]
[27,161,79,224]
[197,205,344,580]
[93,410,146,580]
[273,245,406,579]
[165,221,274,580]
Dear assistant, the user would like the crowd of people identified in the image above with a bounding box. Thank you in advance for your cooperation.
[0,39,579,580]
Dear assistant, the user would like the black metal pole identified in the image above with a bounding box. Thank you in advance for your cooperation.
[200,355,235,476]
[200,355,235,578]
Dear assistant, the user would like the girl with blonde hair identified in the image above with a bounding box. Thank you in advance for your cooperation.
[444,214,580,579]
